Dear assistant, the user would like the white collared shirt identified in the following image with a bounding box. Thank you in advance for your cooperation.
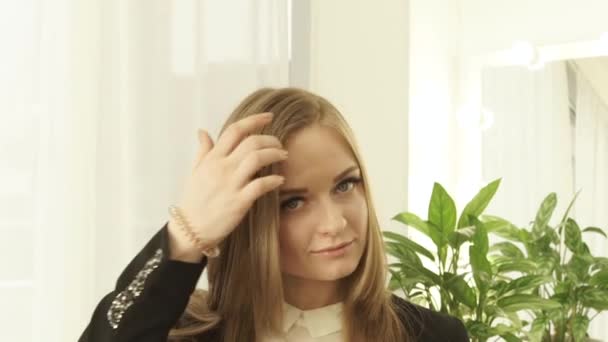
[264,302,343,341]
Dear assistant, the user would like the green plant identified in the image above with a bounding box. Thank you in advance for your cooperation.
[486,192,608,341]
[384,180,560,342]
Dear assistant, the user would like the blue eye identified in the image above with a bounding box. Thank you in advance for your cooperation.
[336,177,361,193]
[281,198,303,211]
[280,177,362,212]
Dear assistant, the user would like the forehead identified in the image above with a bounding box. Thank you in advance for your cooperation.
[278,125,357,178]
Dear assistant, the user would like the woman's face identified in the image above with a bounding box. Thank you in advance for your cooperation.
[277,124,368,282]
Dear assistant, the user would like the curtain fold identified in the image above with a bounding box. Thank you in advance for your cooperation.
[574,70,608,339]
[481,61,574,226]
[0,0,290,340]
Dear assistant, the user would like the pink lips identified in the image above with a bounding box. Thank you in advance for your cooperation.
[311,240,354,255]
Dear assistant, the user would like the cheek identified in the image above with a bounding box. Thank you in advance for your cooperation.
[278,215,313,259]
[347,191,369,238]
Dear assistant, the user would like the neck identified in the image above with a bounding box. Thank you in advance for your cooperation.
[282,275,345,310]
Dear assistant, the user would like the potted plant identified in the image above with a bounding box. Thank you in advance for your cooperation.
[485,192,608,341]
[384,179,560,342]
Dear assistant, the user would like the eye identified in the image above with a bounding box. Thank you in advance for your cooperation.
[280,197,304,211]
[280,177,362,212]
[336,177,361,193]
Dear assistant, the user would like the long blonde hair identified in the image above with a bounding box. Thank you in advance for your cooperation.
[169,88,409,341]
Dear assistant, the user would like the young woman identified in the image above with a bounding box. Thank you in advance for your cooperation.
[79,88,468,342]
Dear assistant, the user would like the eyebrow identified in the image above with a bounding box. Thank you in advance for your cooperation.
[279,165,360,197]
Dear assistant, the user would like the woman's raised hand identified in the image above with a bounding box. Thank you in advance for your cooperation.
[168,112,288,262]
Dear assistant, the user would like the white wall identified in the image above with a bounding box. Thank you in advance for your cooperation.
[306,0,410,233]
[460,0,608,57]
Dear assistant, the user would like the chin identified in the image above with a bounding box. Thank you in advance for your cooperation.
[314,257,361,281]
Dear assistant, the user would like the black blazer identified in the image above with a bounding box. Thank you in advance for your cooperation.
[79,223,469,342]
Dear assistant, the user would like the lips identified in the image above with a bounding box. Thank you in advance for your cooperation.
[312,240,353,253]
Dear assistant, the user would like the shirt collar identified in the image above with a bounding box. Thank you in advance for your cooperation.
[283,301,343,338]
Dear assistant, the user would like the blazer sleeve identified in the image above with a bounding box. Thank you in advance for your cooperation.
[78,222,207,342]
[417,310,469,342]
[393,296,469,342]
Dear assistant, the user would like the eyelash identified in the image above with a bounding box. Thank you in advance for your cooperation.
[280,177,362,211]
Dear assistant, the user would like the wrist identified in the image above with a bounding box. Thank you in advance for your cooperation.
[167,219,206,263]
[167,205,221,259]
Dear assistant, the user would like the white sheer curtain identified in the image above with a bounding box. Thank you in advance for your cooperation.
[574,70,608,339]
[481,61,574,226]
[0,0,290,341]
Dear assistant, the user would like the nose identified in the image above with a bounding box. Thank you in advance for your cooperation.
[317,199,347,236]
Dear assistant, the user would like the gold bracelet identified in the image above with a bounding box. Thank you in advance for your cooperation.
[168,205,220,258]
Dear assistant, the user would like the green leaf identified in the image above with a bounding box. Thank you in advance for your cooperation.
[387,270,403,291]
[583,226,607,238]
[470,244,492,293]
[489,241,525,259]
[497,259,539,274]
[397,262,442,286]
[497,294,561,312]
[566,254,591,282]
[392,212,429,236]
[383,231,435,261]
[502,275,552,295]
[593,257,608,272]
[471,218,489,255]
[590,270,608,286]
[398,276,429,291]
[437,244,448,267]
[444,273,477,309]
[535,252,560,276]
[483,216,523,242]
[428,183,457,236]
[565,218,583,253]
[580,288,608,311]
[559,189,581,225]
[385,241,422,267]
[528,316,548,342]
[499,332,520,342]
[572,315,590,342]
[532,193,557,236]
[388,268,427,293]
[466,321,496,339]
[448,226,476,248]
[457,179,501,229]
[392,212,442,247]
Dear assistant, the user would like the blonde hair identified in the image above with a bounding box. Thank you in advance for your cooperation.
[169,88,409,341]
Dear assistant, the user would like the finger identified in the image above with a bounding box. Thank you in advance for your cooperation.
[234,148,288,186]
[229,134,283,163]
[193,129,214,171]
[214,112,274,157]
[241,174,285,204]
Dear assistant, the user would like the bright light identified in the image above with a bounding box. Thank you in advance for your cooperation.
[528,59,546,71]
[457,105,494,131]
[509,40,540,67]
